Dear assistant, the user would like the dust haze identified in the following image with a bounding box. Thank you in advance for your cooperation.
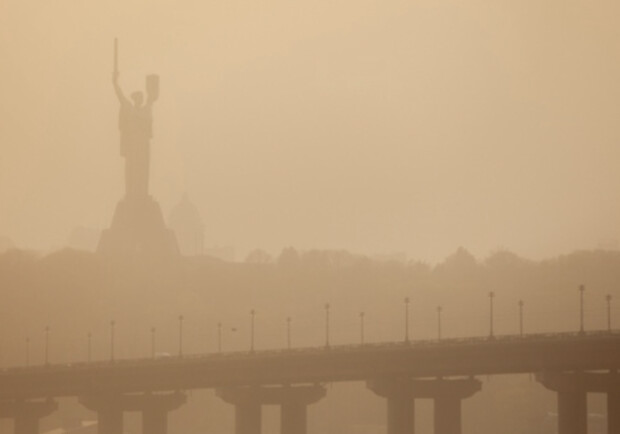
[2,2,620,434]
[2,1,620,261]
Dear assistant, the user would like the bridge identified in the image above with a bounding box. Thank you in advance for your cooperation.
[0,331,618,434]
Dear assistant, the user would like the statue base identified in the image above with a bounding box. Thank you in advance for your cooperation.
[97,195,178,257]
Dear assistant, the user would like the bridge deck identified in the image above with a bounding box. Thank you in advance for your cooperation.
[1,331,619,400]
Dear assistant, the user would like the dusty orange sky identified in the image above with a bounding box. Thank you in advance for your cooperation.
[1,0,620,262]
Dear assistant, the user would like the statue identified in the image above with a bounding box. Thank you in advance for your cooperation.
[112,38,159,198]
[97,39,178,258]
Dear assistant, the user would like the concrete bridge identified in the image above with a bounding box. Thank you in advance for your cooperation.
[0,331,619,434]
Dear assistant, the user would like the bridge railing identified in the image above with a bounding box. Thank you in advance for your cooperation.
[3,329,619,375]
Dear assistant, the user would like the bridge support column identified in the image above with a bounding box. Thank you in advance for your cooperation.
[80,395,124,434]
[279,386,326,434]
[217,385,325,434]
[434,396,461,434]
[537,372,587,434]
[98,406,123,434]
[281,402,306,434]
[558,389,587,434]
[139,393,186,434]
[234,399,261,434]
[0,400,57,434]
[368,377,481,434]
[431,379,481,434]
[609,390,620,434]
[80,392,185,434]
[368,378,415,434]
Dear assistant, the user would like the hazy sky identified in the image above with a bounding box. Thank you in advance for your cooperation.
[1,0,620,262]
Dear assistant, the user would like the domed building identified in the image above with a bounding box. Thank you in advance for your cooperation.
[168,194,204,256]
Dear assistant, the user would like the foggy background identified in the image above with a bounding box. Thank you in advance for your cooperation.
[2,0,620,262]
[3,3,620,434]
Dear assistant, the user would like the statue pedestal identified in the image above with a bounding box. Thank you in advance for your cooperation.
[97,195,178,257]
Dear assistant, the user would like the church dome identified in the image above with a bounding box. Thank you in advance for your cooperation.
[168,194,204,256]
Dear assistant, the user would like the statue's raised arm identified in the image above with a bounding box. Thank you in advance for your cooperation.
[113,71,130,106]
[112,39,130,106]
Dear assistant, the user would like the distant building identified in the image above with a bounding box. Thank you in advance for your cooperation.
[168,194,204,256]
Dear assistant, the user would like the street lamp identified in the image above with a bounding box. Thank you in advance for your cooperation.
[579,285,585,334]
[110,320,115,362]
[324,303,330,348]
[489,292,495,338]
[518,300,524,337]
[178,315,184,357]
[44,326,50,365]
[286,317,291,350]
[437,306,442,340]
[87,332,92,363]
[404,297,410,343]
[150,327,156,358]
[250,309,256,352]
[606,294,612,332]
[360,312,365,345]
[217,322,222,353]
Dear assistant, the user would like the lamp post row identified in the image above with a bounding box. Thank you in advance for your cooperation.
[21,287,616,365]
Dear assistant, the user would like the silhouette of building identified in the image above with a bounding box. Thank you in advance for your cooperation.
[168,194,204,256]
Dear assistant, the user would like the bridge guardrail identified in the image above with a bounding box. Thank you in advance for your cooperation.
[2,329,619,375]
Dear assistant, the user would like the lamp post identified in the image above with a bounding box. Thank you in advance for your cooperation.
[87,332,92,363]
[324,303,330,348]
[110,320,115,362]
[404,297,410,343]
[437,306,442,340]
[579,285,585,334]
[217,322,222,353]
[250,309,256,352]
[178,315,184,357]
[360,312,365,345]
[606,294,612,332]
[518,300,524,337]
[489,292,495,338]
[150,327,156,358]
[44,326,50,365]
[286,317,291,350]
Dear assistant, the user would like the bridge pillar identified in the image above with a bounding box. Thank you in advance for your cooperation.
[608,389,620,434]
[279,386,325,434]
[80,392,185,434]
[139,393,186,434]
[368,378,415,434]
[0,399,57,434]
[368,377,481,434]
[537,372,587,434]
[80,395,124,434]
[217,385,326,434]
[539,370,620,434]
[431,379,481,434]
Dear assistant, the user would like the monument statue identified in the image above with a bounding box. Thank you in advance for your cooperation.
[112,39,159,198]
[97,39,178,258]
